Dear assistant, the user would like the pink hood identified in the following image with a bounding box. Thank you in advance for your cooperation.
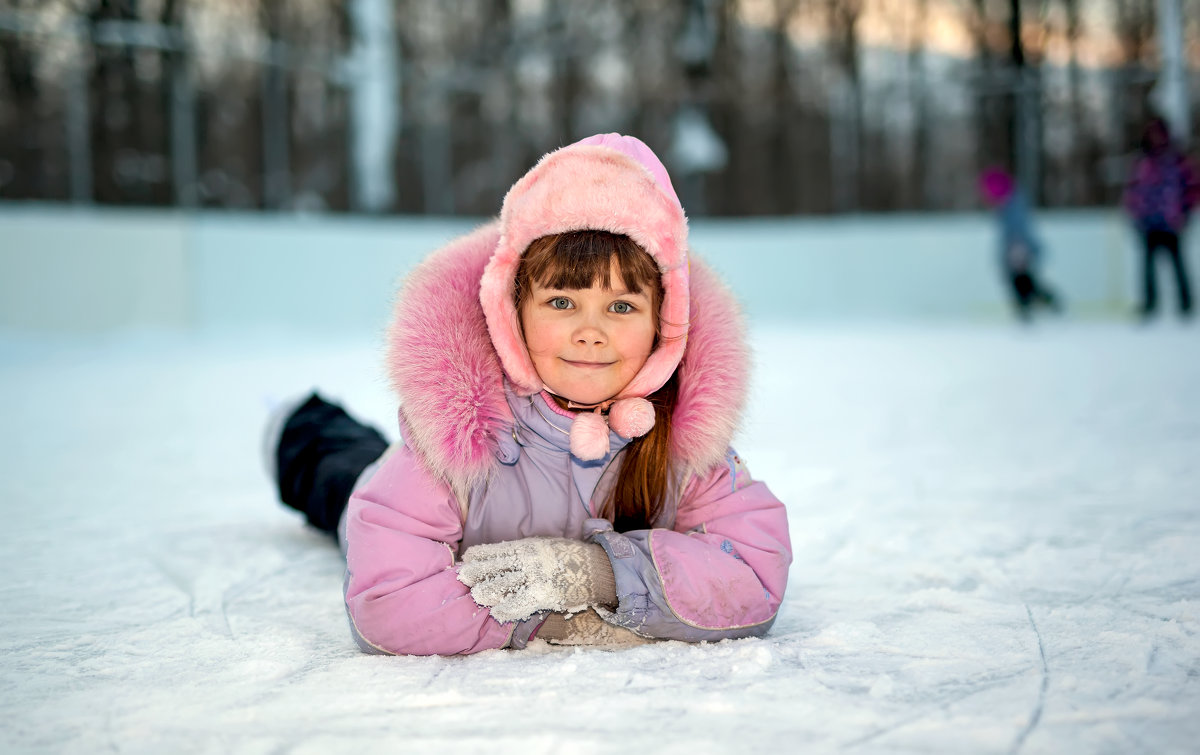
[479,133,690,402]
[384,226,749,498]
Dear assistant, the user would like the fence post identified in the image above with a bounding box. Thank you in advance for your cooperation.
[348,0,399,213]
[261,40,291,210]
[1154,0,1189,145]
[66,25,92,204]
[170,29,197,207]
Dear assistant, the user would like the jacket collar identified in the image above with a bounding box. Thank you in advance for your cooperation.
[507,386,632,460]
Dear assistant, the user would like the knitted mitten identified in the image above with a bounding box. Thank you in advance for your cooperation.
[458,537,617,623]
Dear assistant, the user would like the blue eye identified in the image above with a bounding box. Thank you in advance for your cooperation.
[610,301,633,314]
[551,297,572,310]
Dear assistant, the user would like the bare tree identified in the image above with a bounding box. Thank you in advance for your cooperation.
[1112,0,1157,150]
[0,0,42,199]
[765,0,801,213]
[1061,0,1102,204]
[160,0,195,206]
[826,0,863,211]
[259,0,291,209]
[87,0,155,204]
[2,0,1196,214]
[966,0,1010,183]
[905,0,933,209]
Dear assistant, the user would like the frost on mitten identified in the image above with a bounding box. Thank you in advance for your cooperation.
[458,537,617,623]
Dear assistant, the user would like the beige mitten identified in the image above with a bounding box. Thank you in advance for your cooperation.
[537,609,653,647]
[458,537,617,623]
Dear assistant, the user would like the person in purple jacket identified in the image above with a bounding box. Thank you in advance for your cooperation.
[1123,116,1200,320]
[266,133,793,655]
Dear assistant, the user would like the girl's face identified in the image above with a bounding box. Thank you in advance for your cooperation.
[520,258,656,406]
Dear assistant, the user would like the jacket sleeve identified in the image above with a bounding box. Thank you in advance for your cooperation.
[342,440,539,656]
[1182,154,1200,218]
[586,448,792,642]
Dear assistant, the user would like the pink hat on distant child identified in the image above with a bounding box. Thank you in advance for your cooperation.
[979,168,1015,206]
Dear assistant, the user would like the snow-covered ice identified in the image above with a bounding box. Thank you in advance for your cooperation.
[1,321,1198,754]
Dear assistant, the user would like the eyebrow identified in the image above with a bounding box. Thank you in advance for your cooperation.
[534,283,649,298]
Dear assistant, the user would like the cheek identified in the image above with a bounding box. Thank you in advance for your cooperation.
[621,320,657,360]
[520,313,557,356]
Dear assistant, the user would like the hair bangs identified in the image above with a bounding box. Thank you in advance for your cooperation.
[520,231,661,302]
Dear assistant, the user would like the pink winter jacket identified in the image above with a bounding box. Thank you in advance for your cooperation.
[342,225,792,656]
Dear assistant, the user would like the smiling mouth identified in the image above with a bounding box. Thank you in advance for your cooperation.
[562,359,614,369]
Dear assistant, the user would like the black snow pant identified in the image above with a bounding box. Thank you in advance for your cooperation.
[1139,229,1193,316]
[1008,270,1059,320]
[274,393,388,535]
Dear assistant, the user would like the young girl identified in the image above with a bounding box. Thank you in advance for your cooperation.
[268,133,792,655]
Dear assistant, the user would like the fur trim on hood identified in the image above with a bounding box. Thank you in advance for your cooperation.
[384,222,749,497]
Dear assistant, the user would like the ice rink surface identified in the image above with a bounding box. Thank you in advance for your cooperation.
[1,320,1197,754]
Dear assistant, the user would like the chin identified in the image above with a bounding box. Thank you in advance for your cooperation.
[553,385,616,406]
[568,392,610,405]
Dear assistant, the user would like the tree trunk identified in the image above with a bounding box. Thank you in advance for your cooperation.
[261,0,291,209]
[2,0,42,199]
[910,0,931,209]
[161,0,196,207]
[88,0,142,204]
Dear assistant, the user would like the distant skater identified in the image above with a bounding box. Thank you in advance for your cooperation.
[1123,116,1199,321]
[980,168,1061,322]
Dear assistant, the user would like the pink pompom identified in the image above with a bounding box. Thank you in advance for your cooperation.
[569,412,611,461]
[608,398,656,439]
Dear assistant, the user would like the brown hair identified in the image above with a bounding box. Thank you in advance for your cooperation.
[514,230,677,531]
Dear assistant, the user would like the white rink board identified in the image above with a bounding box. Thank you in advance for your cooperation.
[2,205,1188,335]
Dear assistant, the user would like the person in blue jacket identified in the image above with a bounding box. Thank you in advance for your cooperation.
[980,168,1062,321]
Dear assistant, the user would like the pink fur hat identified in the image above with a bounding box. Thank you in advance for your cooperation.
[478,134,691,459]
[979,168,1015,206]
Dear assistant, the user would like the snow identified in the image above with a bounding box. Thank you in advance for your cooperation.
[2,318,1198,753]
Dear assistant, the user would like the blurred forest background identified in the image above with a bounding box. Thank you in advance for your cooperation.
[0,0,1197,216]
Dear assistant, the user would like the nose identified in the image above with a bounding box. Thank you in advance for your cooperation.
[573,311,607,346]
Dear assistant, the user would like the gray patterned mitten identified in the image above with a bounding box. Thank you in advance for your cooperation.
[458,537,617,623]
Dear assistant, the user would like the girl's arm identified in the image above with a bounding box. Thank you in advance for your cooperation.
[342,441,539,656]
[586,449,792,642]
